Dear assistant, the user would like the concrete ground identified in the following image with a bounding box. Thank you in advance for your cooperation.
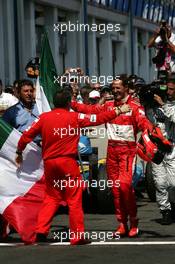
[1,196,175,264]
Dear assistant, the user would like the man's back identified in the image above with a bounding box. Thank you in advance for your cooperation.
[39,109,80,160]
[18,107,117,161]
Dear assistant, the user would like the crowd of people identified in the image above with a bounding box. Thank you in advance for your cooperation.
[0,65,175,244]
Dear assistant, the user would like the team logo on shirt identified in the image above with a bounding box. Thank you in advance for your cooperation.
[79,113,85,119]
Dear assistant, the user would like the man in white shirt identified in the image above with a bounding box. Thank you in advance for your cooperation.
[0,80,18,116]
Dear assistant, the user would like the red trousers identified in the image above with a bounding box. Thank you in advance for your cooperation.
[106,145,137,224]
[36,157,84,243]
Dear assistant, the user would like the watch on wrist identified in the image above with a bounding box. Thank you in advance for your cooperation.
[16,150,22,155]
[117,106,122,114]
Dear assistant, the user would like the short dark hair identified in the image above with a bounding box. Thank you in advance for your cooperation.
[111,74,128,89]
[13,79,20,88]
[167,73,175,84]
[62,84,72,93]
[5,85,14,95]
[80,85,92,98]
[0,80,2,86]
[117,74,128,86]
[53,88,72,108]
[17,79,34,93]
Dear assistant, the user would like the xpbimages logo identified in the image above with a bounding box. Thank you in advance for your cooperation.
[53,72,120,86]
[53,178,120,191]
[53,230,120,243]
[54,21,120,35]
[52,125,123,139]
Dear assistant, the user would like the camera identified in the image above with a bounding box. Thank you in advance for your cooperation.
[25,57,40,78]
[69,68,77,73]
[138,71,168,107]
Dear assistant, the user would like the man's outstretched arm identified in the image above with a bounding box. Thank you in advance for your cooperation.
[15,117,42,167]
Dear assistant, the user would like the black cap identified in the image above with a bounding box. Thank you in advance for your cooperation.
[134,78,145,86]
[101,85,111,92]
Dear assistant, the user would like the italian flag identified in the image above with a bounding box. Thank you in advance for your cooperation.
[0,118,45,243]
[0,30,60,243]
[36,30,60,113]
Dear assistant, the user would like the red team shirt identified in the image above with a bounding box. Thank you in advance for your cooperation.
[71,95,153,146]
[17,108,117,160]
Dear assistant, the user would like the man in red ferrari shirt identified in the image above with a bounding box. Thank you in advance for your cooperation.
[71,75,153,237]
[15,87,130,245]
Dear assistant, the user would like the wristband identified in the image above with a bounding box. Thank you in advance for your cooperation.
[16,150,22,155]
